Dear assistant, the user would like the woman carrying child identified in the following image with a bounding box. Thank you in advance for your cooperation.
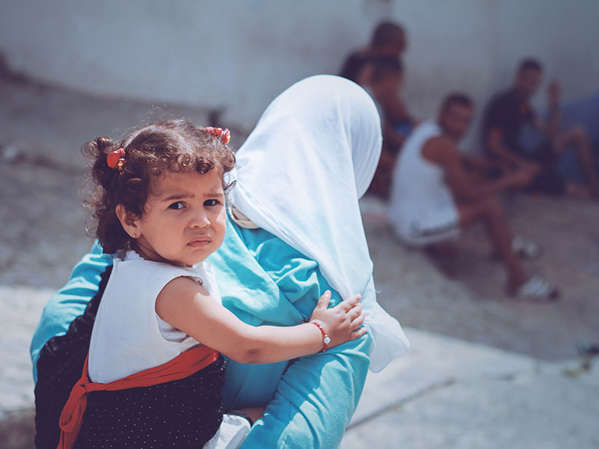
[32,75,409,449]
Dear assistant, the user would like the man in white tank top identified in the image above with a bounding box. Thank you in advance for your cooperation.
[389,93,558,300]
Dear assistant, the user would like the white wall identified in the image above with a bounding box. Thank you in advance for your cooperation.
[392,0,599,145]
[1,0,598,143]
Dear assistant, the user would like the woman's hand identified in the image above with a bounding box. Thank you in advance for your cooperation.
[309,291,366,349]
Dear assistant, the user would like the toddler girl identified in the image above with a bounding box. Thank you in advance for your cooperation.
[36,120,364,449]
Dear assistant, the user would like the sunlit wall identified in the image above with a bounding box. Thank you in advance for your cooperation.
[1,0,597,143]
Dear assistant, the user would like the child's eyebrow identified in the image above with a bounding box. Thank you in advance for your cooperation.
[204,191,225,197]
[160,191,223,201]
[161,192,194,202]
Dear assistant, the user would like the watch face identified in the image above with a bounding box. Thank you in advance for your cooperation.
[324,336,332,345]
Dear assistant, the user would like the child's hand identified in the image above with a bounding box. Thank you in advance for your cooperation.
[309,290,366,349]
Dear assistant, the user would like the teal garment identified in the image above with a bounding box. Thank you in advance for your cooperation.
[30,214,371,449]
[30,244,112,381]
[213,217,372,449]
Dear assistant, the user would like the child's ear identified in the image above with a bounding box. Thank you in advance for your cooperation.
[115,204,141,239]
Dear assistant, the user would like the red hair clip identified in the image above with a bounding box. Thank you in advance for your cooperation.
[107,148,126,172]
[205,127,231,145]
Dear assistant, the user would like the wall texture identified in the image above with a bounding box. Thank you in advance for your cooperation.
[1,0,597,143]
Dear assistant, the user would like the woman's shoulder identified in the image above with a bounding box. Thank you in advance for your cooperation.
[221,210,314,273]
[238,226,317,273]
[215,211,336,312]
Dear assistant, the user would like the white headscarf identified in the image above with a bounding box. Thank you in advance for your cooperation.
[228,75,409,372]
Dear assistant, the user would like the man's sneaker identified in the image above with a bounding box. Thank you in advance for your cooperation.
[515,275,559,301]
[512,235,541,259]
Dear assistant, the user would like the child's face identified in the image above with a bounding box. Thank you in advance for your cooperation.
[128,169,226,267]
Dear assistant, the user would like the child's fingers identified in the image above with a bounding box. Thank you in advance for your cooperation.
[337,294,362,312]
[351,327,368,339]
[351,312,365,329]
[316,290,332,310]
[347,304,362,321]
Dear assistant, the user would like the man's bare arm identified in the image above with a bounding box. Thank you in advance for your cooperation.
[486,129,536,168]
[538,81,561,138]
[423,136,532,202]
[461,154,502,173]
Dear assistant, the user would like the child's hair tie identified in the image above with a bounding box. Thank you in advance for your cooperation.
[205,127,231,145]
[107,148,126,172]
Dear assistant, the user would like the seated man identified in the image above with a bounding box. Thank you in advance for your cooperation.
[389,93,558,300]
[340,21,415,142]
[482,58,599,197]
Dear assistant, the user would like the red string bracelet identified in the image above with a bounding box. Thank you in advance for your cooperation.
[310,320,331,352]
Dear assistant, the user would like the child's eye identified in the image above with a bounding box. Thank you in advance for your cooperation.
[204,199,222,207]
[168,201,186,210]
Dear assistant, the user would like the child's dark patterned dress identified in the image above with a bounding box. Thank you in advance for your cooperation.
[34,266,226,449]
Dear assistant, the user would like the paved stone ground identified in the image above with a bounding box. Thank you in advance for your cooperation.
[363,194,599,362]
[0,286,48,449]
[1,76,598,448]
[343,329,599,449]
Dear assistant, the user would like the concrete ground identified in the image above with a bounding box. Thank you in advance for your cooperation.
[343,329,599,449]
[1,75,598,448]
[362,194,599,362]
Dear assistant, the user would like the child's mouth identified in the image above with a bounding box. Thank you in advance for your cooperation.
[188,238,212,247]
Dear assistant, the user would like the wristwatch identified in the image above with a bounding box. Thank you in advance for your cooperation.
[310,320,331,352]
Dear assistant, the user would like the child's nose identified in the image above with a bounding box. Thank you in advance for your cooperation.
[189,210,210,228]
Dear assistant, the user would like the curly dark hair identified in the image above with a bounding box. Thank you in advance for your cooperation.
[84,120,236,254]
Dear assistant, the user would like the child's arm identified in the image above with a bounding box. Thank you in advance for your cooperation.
[155,277,365,364]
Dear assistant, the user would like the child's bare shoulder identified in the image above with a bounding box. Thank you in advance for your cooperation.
[156,276,211,309]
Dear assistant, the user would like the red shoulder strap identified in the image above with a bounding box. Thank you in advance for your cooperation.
[57,345,218,449]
